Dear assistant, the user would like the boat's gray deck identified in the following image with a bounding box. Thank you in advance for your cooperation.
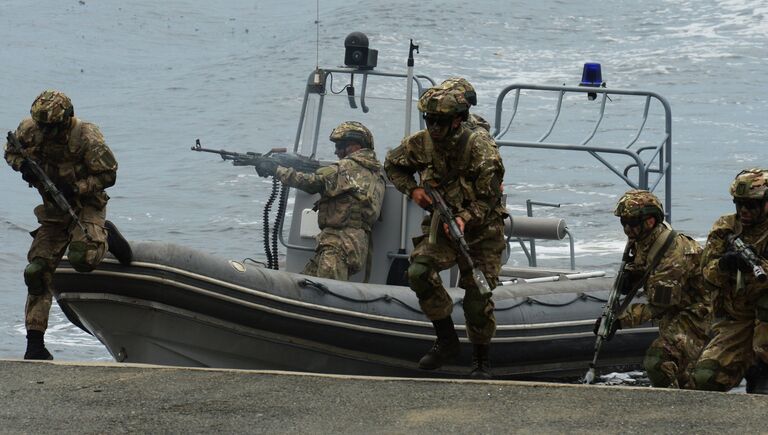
[1,359,765,434]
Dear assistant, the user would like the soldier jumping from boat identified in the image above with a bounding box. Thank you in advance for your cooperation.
[384,80,506,379]
[4,90,131,360]
[693,168,768,393]
[254,121,386,281]
[592,189,711,388]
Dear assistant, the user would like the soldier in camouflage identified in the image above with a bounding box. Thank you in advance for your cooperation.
[256,121,385,281]
[4,90,120,360]
[384,80,506,379]
[693,169,768,393]
[437,77,491,132]
[600,189,711,388]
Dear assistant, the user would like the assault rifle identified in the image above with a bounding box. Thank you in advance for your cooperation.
[191,139,321,174]
[6,131,92,241]
[423,183,492,296]
[583,242,633,384]
[727,234,768,282]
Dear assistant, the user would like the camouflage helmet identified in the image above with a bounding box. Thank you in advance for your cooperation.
[30,90,74,125]
[439,77,477,106]
[730,168,768,200]
[614,189,664,220]
[329,121,374,149]
[417,86,470,116]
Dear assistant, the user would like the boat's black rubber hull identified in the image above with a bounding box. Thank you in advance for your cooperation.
[52,242,656,379]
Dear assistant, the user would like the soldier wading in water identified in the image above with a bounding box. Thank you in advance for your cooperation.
[385,79,506,379]
[5,90,131,360]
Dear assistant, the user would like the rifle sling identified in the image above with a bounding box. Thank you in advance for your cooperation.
[617,229,678,315]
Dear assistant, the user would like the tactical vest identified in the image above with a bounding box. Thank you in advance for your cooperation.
[316,156,385,232]
[420,124,503,223]
[26,119,110,209]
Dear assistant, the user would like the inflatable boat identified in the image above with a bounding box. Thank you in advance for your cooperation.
[52,33,673,379]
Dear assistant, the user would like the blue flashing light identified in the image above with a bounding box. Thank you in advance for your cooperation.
[579,62,603,87]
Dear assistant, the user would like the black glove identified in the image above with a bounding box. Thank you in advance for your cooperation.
[593,317,621,341]
[619,272,635,295]
[719,250,750,273]
[56,183,77,201]
[19,161,37,184]
[254,159,279,178]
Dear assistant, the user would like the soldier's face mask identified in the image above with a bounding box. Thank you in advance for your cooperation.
[620,217,643,228]
[734,198,768,226]
[620,216,650,239]
[37,119,69,139]
[334,140,356,159]
[423,114,455,140]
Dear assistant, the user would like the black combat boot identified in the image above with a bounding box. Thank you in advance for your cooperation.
[469,344,492,379]
[746,360,768,394]
[418,316,461,370]
[24,330,53,361]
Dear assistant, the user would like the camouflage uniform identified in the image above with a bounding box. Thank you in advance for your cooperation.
[384,88,506,345]
[693,169,768,391]
[4,90,117,336]
[613,190,711,388]
[275,122,385,281]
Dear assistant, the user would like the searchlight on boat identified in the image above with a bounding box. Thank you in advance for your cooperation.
[579,62,604,100]
[344,32,378,70]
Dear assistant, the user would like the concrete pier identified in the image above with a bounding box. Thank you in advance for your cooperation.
[1,359,767,434]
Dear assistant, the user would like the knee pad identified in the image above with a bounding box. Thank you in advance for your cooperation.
[643,347,671,388]
[23,258,49,296]
[463,295,490,327]
[407,256,435,299]
[68,241,95,273]
[757,294,768,322]
[692,359,727,392]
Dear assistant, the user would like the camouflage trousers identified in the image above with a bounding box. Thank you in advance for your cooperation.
[693,318,768,391]
[643,311,709,389]
[408,215,506,345]
[303,227,368,281]
[25,203,108,332]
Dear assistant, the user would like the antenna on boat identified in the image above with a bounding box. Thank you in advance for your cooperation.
[310,0,325,95]
[314,0,320,71]
[404,39,419,137]
[386,38,419,286]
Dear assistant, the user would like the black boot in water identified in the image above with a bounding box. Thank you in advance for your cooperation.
[469,344,492,379]
[418,316,460,370]
[24,330,53,360]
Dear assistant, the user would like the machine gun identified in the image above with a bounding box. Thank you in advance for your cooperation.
[583,242,634,384]
[6,131,92,241]
[423,183,492,296]
[191,139,321,174]
[727,234,768,283]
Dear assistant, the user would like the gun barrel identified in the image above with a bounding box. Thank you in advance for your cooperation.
[753,266,768,282]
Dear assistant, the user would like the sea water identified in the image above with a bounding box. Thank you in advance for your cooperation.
[0,0,765,365]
